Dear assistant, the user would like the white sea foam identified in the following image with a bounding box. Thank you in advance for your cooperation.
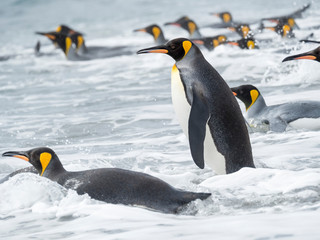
[0,0,320,239]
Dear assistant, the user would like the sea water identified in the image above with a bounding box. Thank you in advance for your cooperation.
[0,0,320,239]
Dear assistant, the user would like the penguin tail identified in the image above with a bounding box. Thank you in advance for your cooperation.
[182,191,211,203]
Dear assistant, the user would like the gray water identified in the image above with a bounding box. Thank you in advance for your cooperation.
[0,0,320,239]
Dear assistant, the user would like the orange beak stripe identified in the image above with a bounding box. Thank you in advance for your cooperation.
[228,42,239,46]
[45,34,56,40]
[233,92,237,96]
[136,29,146,32]
[295,55,316,60]
[192,40,204,45]
[147,49,168,53]
[13,155,29,162]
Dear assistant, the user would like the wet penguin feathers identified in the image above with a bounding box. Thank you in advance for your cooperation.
[138,38,254,173]
[2,147,211,214]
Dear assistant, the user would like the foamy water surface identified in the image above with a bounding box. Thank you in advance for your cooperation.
[0,0,320,239]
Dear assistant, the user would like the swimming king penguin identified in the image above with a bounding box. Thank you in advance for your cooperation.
[134,24,167,44]
[2,147,211,214]
[192,35,227,51]
[137,38,255,174]
[283,44,320,63]
[232,84,320,132]
[165,16,202,38]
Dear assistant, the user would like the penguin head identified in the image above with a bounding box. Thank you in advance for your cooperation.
[2,147,61,177]
[283,46,320,63]
[265,23,294,38]
[36,32,73,56]
[228,24,252,38]
[231,85,261,111]
[227,38,258,49]
[134,24,163,41]
[56,24,81,35]
[137,38,197,61]
[165,16,199,36]
[212,12,233,23]
[268,17,297,28]
[36,31,58,44]
[192,35,227,50]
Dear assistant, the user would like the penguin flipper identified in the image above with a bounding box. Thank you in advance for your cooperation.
[188,87,209,169]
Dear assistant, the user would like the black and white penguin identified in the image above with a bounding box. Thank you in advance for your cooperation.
[134,24,168,44]
[137,38,255,174]
[232,84,320,132]
[2,147,211,214]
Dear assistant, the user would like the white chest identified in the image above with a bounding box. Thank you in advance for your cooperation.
[170,65,226,174]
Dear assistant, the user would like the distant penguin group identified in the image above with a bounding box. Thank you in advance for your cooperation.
[2,3,320,214]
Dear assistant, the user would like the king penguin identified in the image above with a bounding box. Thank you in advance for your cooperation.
[165,16,202,38]
[137,38,255,174]
[134,24,168,44]
[232,84,320,132]
[192,35,227,51]
[226,38,259,50]
[2,147,211,214]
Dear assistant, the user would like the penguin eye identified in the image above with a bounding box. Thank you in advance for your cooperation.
[169,44,177,50]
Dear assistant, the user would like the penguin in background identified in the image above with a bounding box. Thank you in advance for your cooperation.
[203,11,235,29]
[137,38,255,174]
[228,23,254,39]
[232,84,320,132]
[212,11,233,24]
[164,16,202,38]
[225,38,259,50]
[36,32,90,61]
[134,24,168,44]
[264,22,295,38]
[2,147,211,214]
[37,32,133,60]
[191,35,227,51]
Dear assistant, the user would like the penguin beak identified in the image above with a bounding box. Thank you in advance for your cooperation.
[299,40,320,44]
[282,51,317,62]
[133,28,147,32]
[164,22,181,27]
[227,27,236,32]
[137,45,168,54]
[36,32,56,41]
[232,91,237,96]
[2,151,30,162]
[265,27,276,32]
[227,41,239,46]
[192,39,204,45]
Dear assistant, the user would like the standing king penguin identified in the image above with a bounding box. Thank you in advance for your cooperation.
[137,38,255,174]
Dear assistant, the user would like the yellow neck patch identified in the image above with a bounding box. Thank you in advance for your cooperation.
[247,89,259,110]
[242,26,250,38]
[288,18,295,27]
[65,37,72,56]
[56,26,62,32]
[77,36,84,50]
[182,40,192,57]
[40,152,52,176]
[223,13,231,23]
[247,40,255,49]
[188,22,196,35]
[218,35,226,43]
[282,25,291,37]
[213,39,219,47]
[152,27,161,40]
